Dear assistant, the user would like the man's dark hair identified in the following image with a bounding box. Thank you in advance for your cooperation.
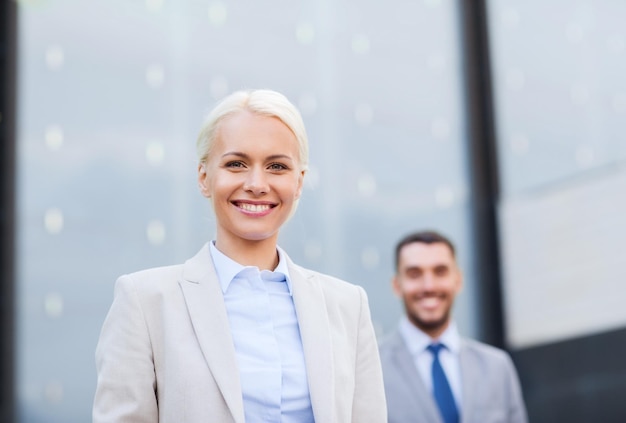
[394,230,456,271]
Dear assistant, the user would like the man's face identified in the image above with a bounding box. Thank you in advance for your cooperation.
[393,242,462,338]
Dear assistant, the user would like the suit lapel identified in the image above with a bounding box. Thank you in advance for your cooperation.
[178,244,245,423]
[289,262,334,423]
[459,340,477,423]
[391,333,443,422]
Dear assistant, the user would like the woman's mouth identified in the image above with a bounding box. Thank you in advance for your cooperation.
[234,202,274,213]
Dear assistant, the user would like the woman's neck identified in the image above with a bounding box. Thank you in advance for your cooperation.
[214,236,279,271]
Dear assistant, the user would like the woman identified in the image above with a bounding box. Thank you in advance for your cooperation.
[93,89,387,422]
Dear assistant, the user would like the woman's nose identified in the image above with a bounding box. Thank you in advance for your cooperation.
[243,168,269,195]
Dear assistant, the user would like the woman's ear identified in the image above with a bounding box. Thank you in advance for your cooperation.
[295,170,306,199]
[198,162,211,198]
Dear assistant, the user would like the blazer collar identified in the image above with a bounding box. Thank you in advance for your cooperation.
[178,243,245,423]
[179,243,335,423]
[209,240,294,295]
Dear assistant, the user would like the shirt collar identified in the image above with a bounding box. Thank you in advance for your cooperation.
[398,315,461,355]
[209,241,293,295]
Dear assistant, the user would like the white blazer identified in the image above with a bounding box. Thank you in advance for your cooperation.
[93,243,387,423]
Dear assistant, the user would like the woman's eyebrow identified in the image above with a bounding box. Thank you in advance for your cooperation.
[266,154,294,161]
[221,152,294,162]
[221,151,248,159]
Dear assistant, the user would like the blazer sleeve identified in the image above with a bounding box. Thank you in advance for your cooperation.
[351,286,388,423]
[93,275,159,423]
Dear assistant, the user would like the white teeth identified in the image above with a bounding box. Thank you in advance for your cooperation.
[420,298,441,308]
[239,203,270,212]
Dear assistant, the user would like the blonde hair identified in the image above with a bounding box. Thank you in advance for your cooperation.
[196,89,309,171]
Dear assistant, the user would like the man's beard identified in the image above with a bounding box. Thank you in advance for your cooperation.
[406,304,451,336]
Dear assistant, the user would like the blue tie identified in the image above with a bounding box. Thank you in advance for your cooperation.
[427,343,459,423]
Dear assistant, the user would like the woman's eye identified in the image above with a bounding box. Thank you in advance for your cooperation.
[268,163,288,171]
[225,161,245,168]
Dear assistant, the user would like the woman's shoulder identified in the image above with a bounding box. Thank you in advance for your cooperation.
[115,263,185,293]
[115,243,211,291]
[128,263,184,278]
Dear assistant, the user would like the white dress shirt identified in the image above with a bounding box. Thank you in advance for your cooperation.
[398,316,463,413]
[209,241,314,423]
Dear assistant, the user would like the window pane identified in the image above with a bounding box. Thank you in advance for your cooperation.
[488,0,626,348]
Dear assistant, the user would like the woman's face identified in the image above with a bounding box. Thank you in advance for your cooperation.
[198,110,305,246]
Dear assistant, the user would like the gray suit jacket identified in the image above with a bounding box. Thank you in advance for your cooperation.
[93,243,387,423]
[379,330,528,423]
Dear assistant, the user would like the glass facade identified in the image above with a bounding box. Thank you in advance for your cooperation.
[16,0,475,421]
[487,0,626,348]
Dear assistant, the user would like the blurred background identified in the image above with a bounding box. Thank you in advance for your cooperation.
[1,0,625,422]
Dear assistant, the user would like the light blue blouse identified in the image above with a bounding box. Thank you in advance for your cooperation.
[209,241,314,423]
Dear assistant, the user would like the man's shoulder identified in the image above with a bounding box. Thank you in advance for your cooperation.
[460,337,516,368]
[462,337,507,353]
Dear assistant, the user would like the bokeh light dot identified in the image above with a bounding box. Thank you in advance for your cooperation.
[44,381,64,404]
[146,64,165,89]
[145,0,164,13]
[208,2,227,26]
[45,125,64,150]
[296,23,315,45]
[357,174,377,197]
[351,34,370,55]
[45,45,64,70]
[44,208,64,235]
[44,293,64,318]
[575,145,594,168]
[146,142,165,166]
[435,186,455,209]
[361,246,380,270]
[147,219,166,245]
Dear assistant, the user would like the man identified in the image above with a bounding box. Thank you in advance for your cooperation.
[379,230,528,423]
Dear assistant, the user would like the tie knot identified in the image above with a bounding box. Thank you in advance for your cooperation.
[427,343,445,356]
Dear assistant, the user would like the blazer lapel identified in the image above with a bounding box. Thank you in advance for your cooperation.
[178,244,245,423]
[459,340,477,423]
[391,333,443,422]
[289,262,334,423]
